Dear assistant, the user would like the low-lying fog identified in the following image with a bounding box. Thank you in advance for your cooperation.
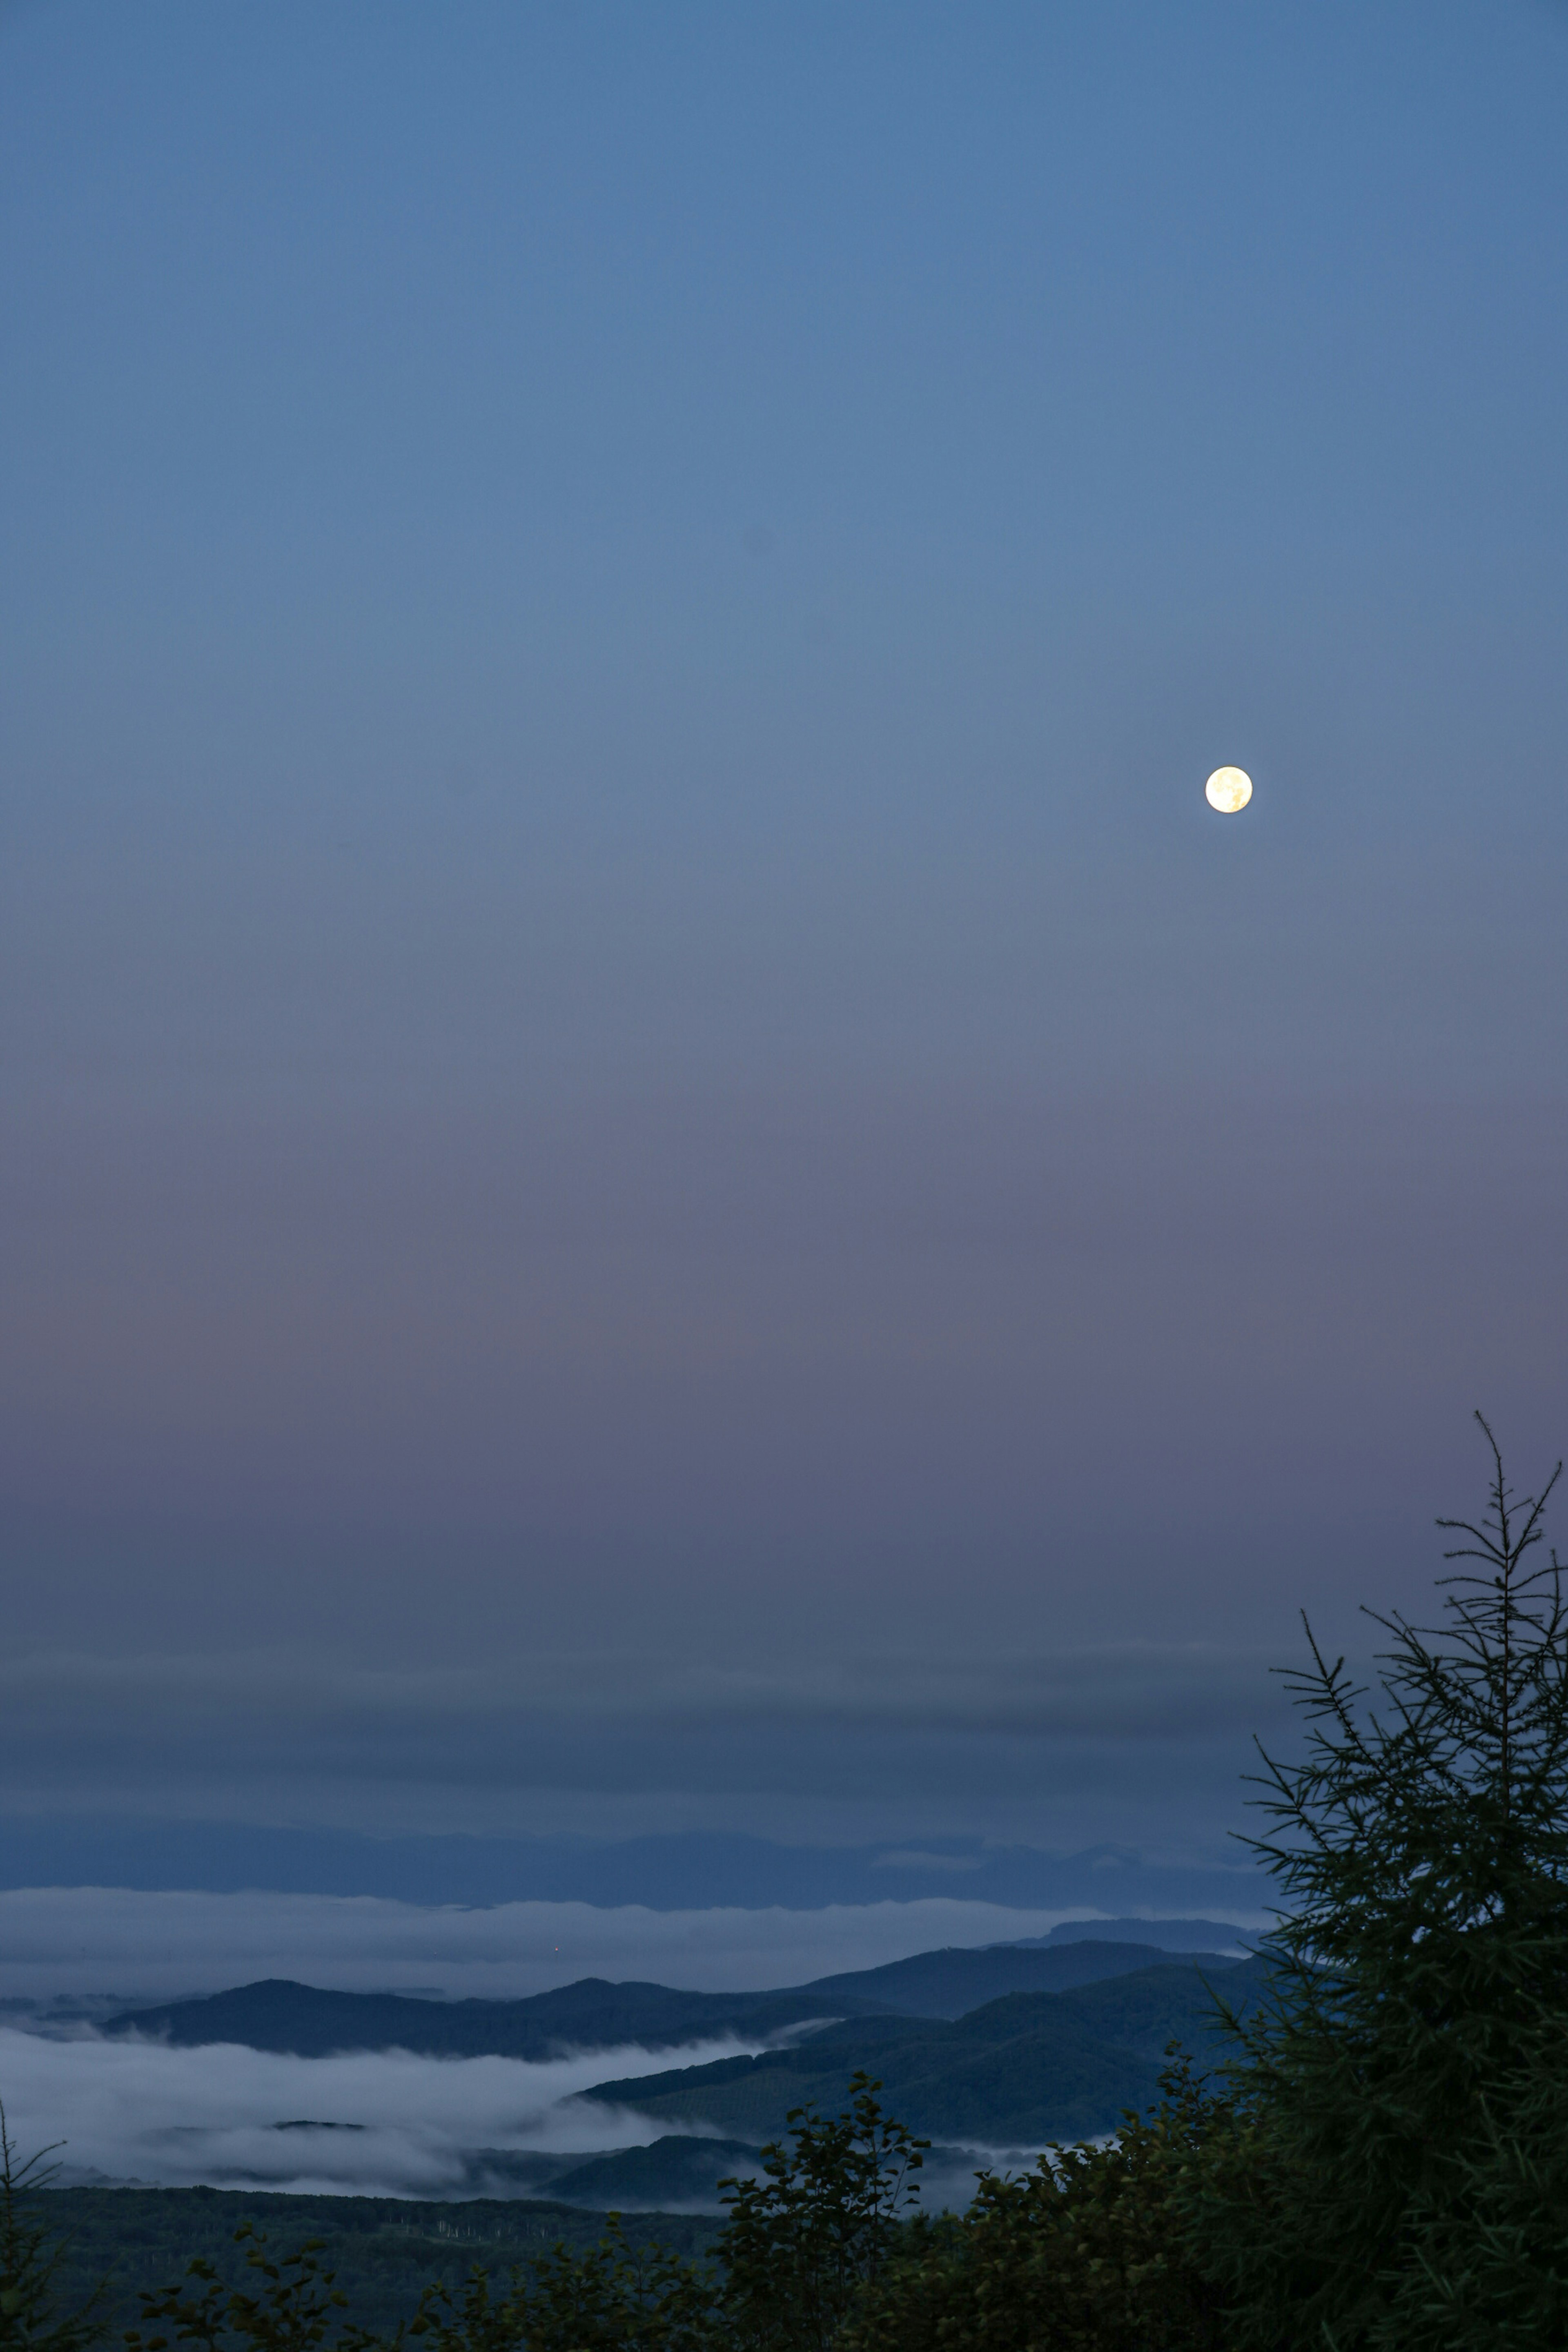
[0,2026,760,2198]
[0,2025,1045,2212]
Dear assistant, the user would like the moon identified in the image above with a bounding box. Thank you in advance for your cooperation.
[1204,765,1252,814]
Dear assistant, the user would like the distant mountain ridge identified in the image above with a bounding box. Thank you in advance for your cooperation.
[105,1976,845,2061]
[104,1938,1240,2058]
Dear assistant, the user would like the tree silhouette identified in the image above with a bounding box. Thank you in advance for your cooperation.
[1197,1415,1568,2349]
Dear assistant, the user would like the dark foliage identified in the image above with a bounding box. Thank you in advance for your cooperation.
[36,2193,719,2341]
[122,2226,377,2352]
[715,2073,925,2352]
[407,2222,717,2352]
[844,2053,1228,2352]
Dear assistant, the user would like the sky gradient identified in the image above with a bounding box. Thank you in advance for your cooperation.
[3,0,1567,1915]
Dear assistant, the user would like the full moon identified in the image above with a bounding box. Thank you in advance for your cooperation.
[1204,765,1253,813]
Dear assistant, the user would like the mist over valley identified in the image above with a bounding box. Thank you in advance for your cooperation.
[8,1931,1249,2206]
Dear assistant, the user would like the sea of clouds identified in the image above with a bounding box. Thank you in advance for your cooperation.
[0,2025,756,2198]
[0,1886,1079,2002]
[0,1900,1142,2211]
[0,2023,1051,2209]
[0,1888,1105,2202]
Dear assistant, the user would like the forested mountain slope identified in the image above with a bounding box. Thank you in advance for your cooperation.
[584,1958,1258,2144]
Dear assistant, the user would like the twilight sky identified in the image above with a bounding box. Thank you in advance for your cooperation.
[2,0,1567,1920]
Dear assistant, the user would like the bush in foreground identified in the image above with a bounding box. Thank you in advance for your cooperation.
[844,2054,1228,2352]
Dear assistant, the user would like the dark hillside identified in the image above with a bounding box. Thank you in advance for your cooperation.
[795,1938,1237,2018]
[1047,1951,1268,2052]
[585,1959,1245,2144]
[36,2188,720,2337]
[545,2137,763,2210]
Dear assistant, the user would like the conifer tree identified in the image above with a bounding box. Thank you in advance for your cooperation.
[0,2109,104,2352]
[1193,1416,1568,2350]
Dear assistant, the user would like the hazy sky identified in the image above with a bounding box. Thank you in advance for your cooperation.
[2,1,1566,1888]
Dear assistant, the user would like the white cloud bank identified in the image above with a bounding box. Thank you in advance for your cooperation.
[0,2026,747,2197]
[0,1886,1080,2002]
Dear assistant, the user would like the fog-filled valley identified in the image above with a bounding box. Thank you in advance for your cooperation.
[4,1931,1249,2207]
[0,2028,749,2201]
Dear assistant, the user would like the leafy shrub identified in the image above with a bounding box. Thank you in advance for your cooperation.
[408,2221,716,2352]
[844,2054,1227,2352]
[123,2225,371,2352]
[716,2072,925,2352]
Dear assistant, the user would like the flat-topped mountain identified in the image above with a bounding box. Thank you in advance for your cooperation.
[1034,1916,1256,1953]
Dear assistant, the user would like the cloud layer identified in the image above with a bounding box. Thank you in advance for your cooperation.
[0,1642,1283,1746]
[0,1642,1290,1866]
[0,2023,1056,2209]
[0,1886,1098,2003]
[0,2026,744,2197]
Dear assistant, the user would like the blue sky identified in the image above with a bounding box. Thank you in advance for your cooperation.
[2,0,1566,1913]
